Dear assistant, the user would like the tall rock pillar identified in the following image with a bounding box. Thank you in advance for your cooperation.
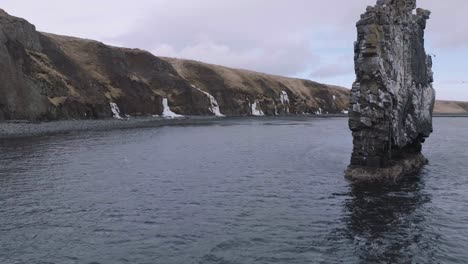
[346,0,435,183]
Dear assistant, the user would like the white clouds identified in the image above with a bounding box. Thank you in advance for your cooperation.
[153,38,316,75]
[0,0,155,42]
[310,63,352,79]
[433,81,468,101]
[119,0,329,75]
[423,0,468,50]
[309,54,354,79]
[1,0,467,99]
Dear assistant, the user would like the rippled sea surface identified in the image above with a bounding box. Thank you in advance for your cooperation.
[1,117,468,264]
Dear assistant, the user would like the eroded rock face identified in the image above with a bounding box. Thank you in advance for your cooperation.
[0,9,349,121]
[346,0,435,182]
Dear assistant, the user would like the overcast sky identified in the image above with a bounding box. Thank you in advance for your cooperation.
[2,0,467,100]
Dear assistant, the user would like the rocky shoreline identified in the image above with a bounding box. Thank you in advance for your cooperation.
[0,8,465,124]
[0,116,216,139]
[345,152,428,184]
[0,115,349,139]
[0,9,349,121]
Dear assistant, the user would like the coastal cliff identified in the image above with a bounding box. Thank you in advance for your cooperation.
[0,9,348,121]
[346,0,435,182]
[434,101,468,115]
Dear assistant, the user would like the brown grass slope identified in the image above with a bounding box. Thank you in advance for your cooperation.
[434,100,468,114]
[0,9,219,120]
[163,58,349,116]
[0,8,349,120]
[0,9,465,120]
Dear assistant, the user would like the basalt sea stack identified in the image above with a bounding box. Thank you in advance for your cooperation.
[345,0,435,183]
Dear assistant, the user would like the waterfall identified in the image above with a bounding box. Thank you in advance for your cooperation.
[162,98,184,118]
[251,100,265,116]
[110,103,123,119]
[193,85,224,117]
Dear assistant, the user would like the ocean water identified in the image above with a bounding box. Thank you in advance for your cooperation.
[0,117,467,264]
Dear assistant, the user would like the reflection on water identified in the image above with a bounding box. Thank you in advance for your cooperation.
[343,175,435,263]
[0,117,468,264]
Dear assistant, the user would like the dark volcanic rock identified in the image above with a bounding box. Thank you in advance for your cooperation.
[0,9,349,121]
[346,0,435,182]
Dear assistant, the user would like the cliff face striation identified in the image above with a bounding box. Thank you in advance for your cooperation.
[0,9,349,121]
[346,0,435,183]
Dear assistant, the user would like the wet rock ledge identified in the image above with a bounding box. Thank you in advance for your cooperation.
[345,0,435,183]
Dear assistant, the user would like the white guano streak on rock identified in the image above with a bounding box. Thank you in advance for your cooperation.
[162,98,183,118]
[251,100,264,116]
[110,103,122,119]
[192,85,224,117]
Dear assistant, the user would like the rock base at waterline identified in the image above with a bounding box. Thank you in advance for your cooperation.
[345,153,428,184]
